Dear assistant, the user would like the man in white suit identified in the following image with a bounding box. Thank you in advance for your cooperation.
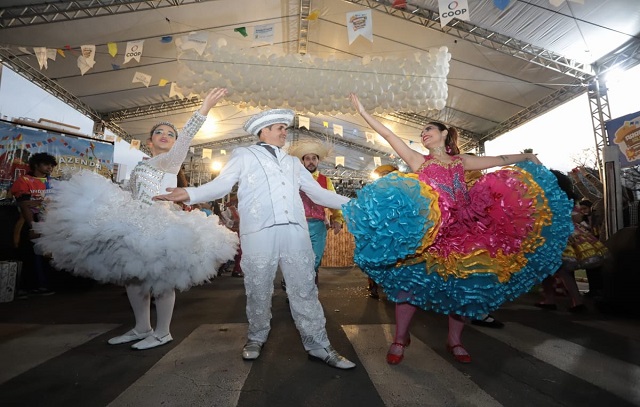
[154,109,356,370]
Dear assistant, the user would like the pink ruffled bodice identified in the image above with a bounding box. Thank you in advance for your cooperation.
[417,155,537,260]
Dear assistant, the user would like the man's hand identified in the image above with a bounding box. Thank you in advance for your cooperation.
[331,221,343,235]
[153,187,189,202]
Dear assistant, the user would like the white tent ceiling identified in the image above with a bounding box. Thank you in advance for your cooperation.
[1,0,639,176]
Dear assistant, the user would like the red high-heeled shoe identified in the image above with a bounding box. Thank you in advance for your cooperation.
[446,343,471,364]
[386,337,411,365]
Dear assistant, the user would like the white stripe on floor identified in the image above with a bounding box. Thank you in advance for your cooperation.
[343,324,502,407]
[575,319,640,342]
[473,322,640,405]
[108,324,251,407]
[0,323,119,384]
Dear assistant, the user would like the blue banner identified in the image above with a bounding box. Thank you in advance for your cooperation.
[605,110,640,169]
[0,121,114,199]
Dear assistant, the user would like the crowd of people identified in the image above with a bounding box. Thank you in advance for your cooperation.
[4,90,617,370]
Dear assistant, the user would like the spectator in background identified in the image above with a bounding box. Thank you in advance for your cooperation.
[535,171,609,312]
[288,140,344,285]
[578,199,605,297]
[10,152,58,296]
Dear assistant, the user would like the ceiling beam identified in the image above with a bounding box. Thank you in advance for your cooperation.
[343,0,594,80]
[0,0,220,28]
[0,46,134,144]
[289,128,394,158]
[102,97,204,122]
[481,37,640,143]
[480,81,586,143]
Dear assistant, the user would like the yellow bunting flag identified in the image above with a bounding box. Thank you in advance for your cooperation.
[107,42,118,58]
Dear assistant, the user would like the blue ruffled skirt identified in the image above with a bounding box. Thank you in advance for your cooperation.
[343,162,573,318]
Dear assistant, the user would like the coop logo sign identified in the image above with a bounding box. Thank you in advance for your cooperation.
[124,40,145,64]
[438,0,470,28]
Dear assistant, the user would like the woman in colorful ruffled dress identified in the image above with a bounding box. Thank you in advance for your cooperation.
[34,88,239,350]
[345,94,573,364]
[535,170,610,312]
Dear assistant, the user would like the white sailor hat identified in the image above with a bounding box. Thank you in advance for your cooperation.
[243,109,295,136]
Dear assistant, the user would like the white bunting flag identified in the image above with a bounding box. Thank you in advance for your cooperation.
[221,150,227,155]
[202,148,212,160]
[335,156,345,167]
[189,147,195,154]
[299,116,310,130]
[46,48,57,61]
[176,32,209,56]
[33,47,48,70]
[169,82,185,99]
[77,55,95,75]
[438,0,470,28]
[124,40,144,64]
[374,156,382,167]
[132,71,152,87]
[333,124,343,137]
[365,132,375,144]
[346,9,373,45]
[253,24,275,45]
[130,139,141,150]
[18,47,32,55]
[81,45,96,65]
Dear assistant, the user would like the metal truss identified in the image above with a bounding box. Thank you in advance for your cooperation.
[321,168,372,179]
[587,37,640,174]
[102,97,204,122]
[0,46,134,144]
[595,37,640,76]
[480,81,587,143]
[192,135,256,151]
[587,79,611,176]
[343,0,593,80]
[0,0,219,28]
[297,0,311,55]
[387,111,481,151]
[289,128,393,158]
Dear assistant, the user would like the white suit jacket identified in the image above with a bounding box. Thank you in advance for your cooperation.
[184,144,350,236]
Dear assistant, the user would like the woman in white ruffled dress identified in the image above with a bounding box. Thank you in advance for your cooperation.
[34,88,239,350]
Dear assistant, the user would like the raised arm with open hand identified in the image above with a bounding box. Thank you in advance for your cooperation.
[349,93,425,171]
[198,88,228,115]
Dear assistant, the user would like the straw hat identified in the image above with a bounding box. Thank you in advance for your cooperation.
[243,109,295,136]
[288,139,331,161]
[373,164,398,177]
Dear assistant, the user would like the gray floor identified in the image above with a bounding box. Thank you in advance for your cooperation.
[0,266,638,407]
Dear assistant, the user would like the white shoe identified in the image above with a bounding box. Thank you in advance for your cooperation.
[242,341,263,360]
[308,346,356,370]
[131,333,173,350]
[108,329,154,345]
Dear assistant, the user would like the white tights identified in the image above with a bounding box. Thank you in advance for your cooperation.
[125,284,175,337]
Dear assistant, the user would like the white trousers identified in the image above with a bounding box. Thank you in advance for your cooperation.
[240,224,330,351]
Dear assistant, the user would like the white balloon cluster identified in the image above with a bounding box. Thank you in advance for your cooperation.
[178,37,450,114]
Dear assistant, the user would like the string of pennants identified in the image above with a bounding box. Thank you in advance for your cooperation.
[15,0,584,98]
[0,133,111,163]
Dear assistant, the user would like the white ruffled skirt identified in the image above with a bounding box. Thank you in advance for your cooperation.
[34,170,239,293]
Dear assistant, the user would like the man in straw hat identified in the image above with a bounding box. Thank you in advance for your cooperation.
[155,108,356,369]
[288,140,344,284]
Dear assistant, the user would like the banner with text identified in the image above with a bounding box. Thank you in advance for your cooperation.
[605,110,640,169]
[0,121,114,199]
